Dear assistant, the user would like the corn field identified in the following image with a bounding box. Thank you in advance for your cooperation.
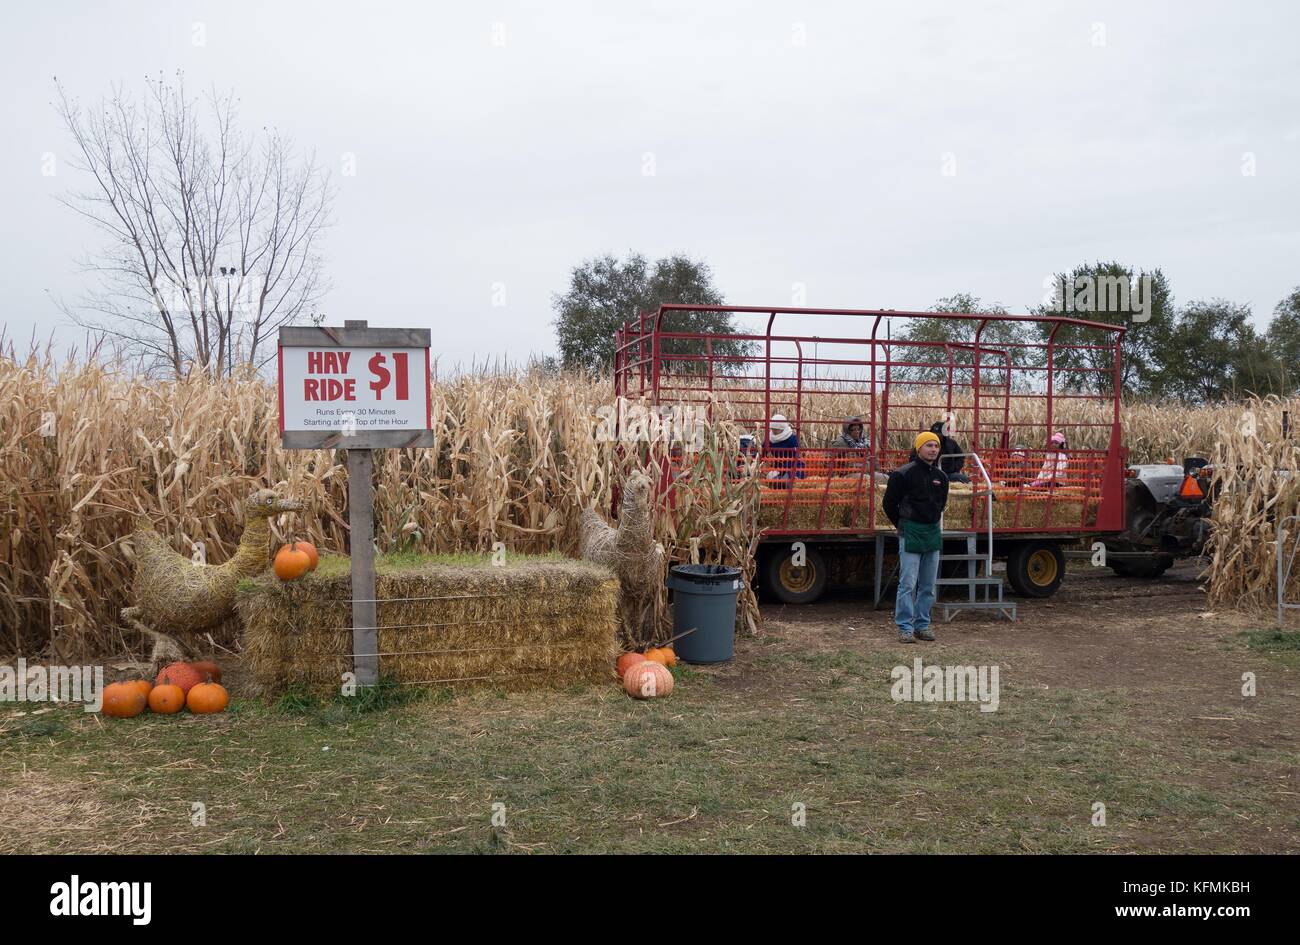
[2,348,1297,658]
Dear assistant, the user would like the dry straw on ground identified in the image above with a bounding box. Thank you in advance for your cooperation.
[235,554,618,694]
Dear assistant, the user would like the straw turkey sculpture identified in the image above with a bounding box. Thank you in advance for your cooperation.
[121,488,303,664]
[579,471,664,646]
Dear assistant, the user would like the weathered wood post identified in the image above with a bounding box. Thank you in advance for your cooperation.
[346,440,378,686]
[278,320,433,688]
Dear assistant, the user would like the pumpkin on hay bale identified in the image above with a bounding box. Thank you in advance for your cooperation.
[235,552,619,696]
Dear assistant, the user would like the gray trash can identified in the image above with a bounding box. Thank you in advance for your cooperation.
[667,564,744,664]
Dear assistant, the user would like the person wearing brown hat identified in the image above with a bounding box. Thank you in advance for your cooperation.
[833,415,872,477]
[882,431,950,643]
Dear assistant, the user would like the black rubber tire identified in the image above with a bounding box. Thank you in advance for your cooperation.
[764,545,828,604]
[1110,555,1174,579]
[1006,541,1065,598]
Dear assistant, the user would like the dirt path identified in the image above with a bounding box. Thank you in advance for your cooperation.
[692,561,1300,851]
[728,562,1263,687]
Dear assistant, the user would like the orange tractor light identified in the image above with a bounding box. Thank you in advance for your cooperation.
[1178,474,1205,500]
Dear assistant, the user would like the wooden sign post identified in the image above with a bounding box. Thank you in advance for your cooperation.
[277,320,433,687]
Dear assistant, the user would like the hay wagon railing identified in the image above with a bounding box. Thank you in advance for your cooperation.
[619,304,1129,538]
[679,445,1109,535]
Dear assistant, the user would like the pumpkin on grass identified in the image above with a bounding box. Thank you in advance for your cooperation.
[187,682,230,714]
[155,661,202,695]
[189,660,222,684]
[148,684,186,714]
[622,661,674,699]
[616,652,646,679]
[274,543,312,581]
[645,647,677,668]
[124,679,153,701]
[101,682,146,718]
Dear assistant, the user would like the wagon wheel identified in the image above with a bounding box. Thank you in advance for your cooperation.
[1007,541,1064,598]
[764,546,828,604]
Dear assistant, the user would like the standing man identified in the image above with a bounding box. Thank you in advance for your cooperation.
[882,431,950,643]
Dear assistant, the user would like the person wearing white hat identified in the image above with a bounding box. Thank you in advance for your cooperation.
[764,414,803,487]
[1028,431,1069,487]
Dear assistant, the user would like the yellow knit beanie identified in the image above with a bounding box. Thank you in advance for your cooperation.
[914,431,940,450]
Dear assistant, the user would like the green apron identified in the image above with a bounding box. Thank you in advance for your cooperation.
[901,519,941,554]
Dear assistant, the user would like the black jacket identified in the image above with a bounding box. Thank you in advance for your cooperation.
[929,423,965,476]
[882,458,950,527]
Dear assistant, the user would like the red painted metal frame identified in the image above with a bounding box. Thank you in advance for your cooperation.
[613,304,1129,536]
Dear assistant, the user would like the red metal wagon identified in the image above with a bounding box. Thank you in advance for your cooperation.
[613,304,1131,618]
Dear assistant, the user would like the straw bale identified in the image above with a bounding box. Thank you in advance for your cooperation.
[756,479,1098,532]
[235,553,618,694]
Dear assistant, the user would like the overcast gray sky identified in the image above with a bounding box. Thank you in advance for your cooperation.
[2,1,1297,370]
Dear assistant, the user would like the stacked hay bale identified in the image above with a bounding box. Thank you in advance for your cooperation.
[235,553,618,694]
[756,480,1098,531]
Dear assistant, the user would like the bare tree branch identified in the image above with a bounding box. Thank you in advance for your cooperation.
[54,73,333,378]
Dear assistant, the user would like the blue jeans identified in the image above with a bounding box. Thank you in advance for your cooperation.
[895,545,939,635]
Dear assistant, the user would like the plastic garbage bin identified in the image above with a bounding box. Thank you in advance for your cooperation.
[666,564,744,664]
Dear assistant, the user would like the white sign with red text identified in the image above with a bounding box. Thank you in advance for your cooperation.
[278,346,431,435]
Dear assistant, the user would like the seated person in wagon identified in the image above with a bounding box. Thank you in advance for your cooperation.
[929,420,971,483]
[729,433,759,479]
[763,414,804,488]
[993,443,1031,487]
[832,414,887,482]
[1027,431,1070,487]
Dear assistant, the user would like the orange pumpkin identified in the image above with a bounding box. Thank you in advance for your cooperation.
[274,543,312,581]
[101,682,146,718]
[189,660,222,684]
[148,683,186,714]
[616,652,646,679]
[293,541,320,571]
[645,647,677,668]
[124,679,153,701]
[187,682,230,714]
[622,661,674,699]
[155,661,202,695]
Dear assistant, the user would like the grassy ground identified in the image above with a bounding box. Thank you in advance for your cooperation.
[3,574,1297,853]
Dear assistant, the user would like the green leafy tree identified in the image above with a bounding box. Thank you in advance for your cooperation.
[896,294,1036,386]
[1265,286,1300,394]
[1031,262,1172,395]
[1154,300,1270,401]
[552,252,751,374]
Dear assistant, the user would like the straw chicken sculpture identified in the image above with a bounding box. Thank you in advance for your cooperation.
[121,488,302,664]
[579,471,664,645]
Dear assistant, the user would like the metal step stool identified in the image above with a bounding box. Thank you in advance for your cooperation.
[938,530,1017,622]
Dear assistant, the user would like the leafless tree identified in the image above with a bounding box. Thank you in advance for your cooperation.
[54,72,332,377]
